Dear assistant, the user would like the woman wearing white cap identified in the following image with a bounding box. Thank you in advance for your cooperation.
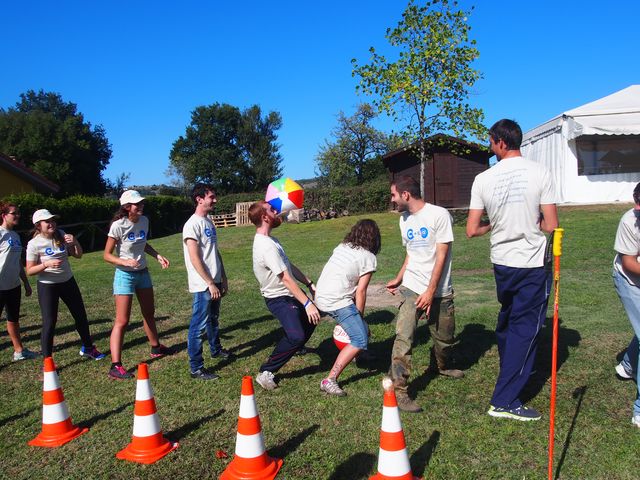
[103,190,172,379]
[25,209,105,360]
[0,201,38,361]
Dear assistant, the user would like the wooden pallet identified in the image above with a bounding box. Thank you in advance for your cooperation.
[210,213,237,228]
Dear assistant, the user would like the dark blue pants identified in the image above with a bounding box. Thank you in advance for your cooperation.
[491,265,550,409]
[260,296,315,373]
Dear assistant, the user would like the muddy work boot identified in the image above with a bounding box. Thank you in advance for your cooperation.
[396,391,423,413]
[429,349,464,379]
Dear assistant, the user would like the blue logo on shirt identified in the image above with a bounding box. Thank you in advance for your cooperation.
[44,245,64,256]
[204,227,212,238]
[407,229,414,240]
[139,230,146,239]
[7,238,14,246]
[420,227,429,238]
[127,232,135,241]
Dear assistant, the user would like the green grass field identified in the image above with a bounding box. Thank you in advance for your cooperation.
[1,204,638,479]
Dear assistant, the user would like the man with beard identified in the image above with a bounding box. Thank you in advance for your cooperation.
[467,119,557,421]
[386,175,463,413]
[248,200,320,390]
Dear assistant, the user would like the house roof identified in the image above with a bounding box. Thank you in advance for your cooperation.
[0,153,60,194]
[383,133,491,168]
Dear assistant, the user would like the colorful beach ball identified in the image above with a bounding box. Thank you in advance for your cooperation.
[265,177,304,215]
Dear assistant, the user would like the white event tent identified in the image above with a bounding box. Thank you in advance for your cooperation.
[521,85,640,204]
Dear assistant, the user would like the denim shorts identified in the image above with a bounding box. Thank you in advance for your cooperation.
[113,268,153,295]
[326,303,368,349]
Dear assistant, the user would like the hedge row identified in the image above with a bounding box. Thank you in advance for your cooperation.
[304,178,391,214]
[3,192,192,250]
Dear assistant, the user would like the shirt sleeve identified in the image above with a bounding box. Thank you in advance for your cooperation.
[182,219,198,243]
[469,177,485,210]
[26,239,38,262]
[262,241,288,276]
[358,251,377,276]
[615,216,640,256]
[435,210,454,244]
[540,167,557,204]
[108,221,120,240]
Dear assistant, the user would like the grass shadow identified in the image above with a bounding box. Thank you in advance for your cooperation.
[366,309,396,326]
[411,430,441,477]
[554,386,587,480]
[166,409,224,441]
[454,322,496,371]
[521,318,581,405]
[0,408,37,428]
[328,452,377,480]
[78,401,133,429]
[268,424,319,459]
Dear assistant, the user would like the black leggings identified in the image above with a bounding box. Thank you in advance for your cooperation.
[38,277,93,357]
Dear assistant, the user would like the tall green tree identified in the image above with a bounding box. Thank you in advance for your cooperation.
[0,90,112,196]
[352,0,485,197]
[316,103,398,187]
[169,103,283,193]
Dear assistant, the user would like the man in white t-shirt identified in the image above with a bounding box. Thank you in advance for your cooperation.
[249,200,320,390]
[182,183,230,380]
[386,175,463,413]
[612,182,640,427]
[467,119,558,422]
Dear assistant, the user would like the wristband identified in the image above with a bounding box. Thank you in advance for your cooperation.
[306,281,313,288]
[304,298,311,308]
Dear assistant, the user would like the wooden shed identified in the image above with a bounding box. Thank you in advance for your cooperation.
[383,134,492,208]
[0,153,59,197]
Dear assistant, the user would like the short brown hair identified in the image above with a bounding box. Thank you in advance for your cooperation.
[391,175,421,199]
[248,201,268,226]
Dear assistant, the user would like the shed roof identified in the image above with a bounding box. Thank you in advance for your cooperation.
[0,153,60,194]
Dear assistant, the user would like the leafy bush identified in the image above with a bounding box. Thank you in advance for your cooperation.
[305,178,391,214]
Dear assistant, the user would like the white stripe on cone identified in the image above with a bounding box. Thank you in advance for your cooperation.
[43,371,59,391]
[136,379,154,401]
[377,449,412,477]
[235,432,266,458]
[381,406,402,432]
[42,403,70,424]
[239,394,258,418]
[132,414,161,437]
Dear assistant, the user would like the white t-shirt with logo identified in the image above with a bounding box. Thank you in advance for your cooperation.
[469,156,556,268]
[614,208,640,287]
[252,233,292,299]
[182,213,222,293]
[400,203,454,297]
[26,231,73,284]
[108,216,149,271]
[315,243,377,312]
[0,226,22,290]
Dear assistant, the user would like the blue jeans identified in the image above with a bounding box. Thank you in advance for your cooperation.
[260,296,315,373]
[613,268,640,414]
[325,304,368,349]
[187,288,222,372]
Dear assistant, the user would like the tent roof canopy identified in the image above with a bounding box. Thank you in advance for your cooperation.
[523,85,640,145]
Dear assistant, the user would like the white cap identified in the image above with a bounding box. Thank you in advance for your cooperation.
[119,190,145,206]
[32,209,59,225]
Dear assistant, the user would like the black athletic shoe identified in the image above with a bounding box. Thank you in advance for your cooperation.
[190,368,220,380]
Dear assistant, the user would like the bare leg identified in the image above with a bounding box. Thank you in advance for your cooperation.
[328,344,361,380]
[7,321,24,352]
[135,288,159,345]
[110,295,132,363]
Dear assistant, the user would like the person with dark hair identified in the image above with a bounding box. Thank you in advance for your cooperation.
[0,202,38,361]
[314,219,381,396]
[249,200,320,390]
[103,190,173,380]
[182,183,230,381]
[25,209,104,360]
[467,118,558,421]
[612,182,640,427]
[386,176,463,413]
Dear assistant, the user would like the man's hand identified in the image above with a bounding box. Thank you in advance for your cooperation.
[24,282,32,297]
[305,303,321,324]
[220,277,229,297]
[208,283,221,300]
[386,278,401,295]
[415,290,434,314]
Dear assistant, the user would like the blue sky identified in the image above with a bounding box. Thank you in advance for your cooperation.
[2,1,639,186]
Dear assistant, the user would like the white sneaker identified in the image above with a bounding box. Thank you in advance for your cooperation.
[632,415,640,427]
[320,378,346,396]
[256,371,277,390]
[615,362,633,380]
[12,348,39,362]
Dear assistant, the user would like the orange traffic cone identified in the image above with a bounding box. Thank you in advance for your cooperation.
[221,376,283,480]
[370,378,422,480]
[29,356,88,447]
[116,363,178,464]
